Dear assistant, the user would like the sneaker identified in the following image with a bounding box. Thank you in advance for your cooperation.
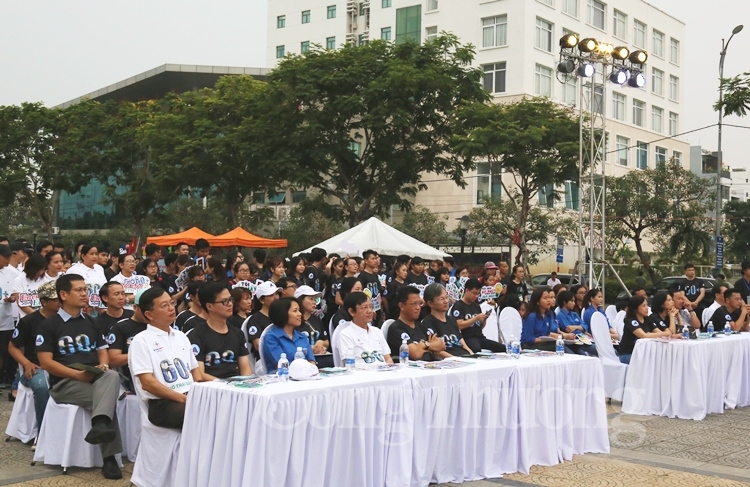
[84,419,116,445]
[102,456,122,480]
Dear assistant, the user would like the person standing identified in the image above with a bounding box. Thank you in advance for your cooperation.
[0,245,19,389]
[505,265,529,302]
[136,244,162,275]
[67,244,107,312]
[359,250,385,324]
[111,254,148,310]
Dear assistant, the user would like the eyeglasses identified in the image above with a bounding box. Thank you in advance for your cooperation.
[70,287,88,294]
[211,298,233,306]
[157,300,177,310]
[285,285,297,290]
[356,305,374,311]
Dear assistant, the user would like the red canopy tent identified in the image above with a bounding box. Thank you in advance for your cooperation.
[146,227,215,246]
[209,227,287,248]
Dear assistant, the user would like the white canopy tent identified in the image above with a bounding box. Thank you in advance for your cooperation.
[295,217,452,260]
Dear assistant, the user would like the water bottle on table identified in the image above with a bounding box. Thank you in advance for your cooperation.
[511,337,521,359]
[725,322,732,336]
[345,348,355,370]
[399,339,409,367]
[556,335,565,356]
[682,323,690,340]
[707,320,714,337]
[294,346,305,360]
[506,334,514,355]
[277,353,289,382]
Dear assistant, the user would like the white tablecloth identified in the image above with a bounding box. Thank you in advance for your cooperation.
[175,356,610,487]
[622,334,750,420]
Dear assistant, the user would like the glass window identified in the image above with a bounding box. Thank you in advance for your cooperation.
[276,45,285,59]
[327,5,337,18]
[476,162,503,204]
[563,0,578,17]
[326,36,336,49]
[633,99,645,127]
[349,141,361,157]
[669,112,679,136]
[561,76,577,105]
[302,10,311,23]
[535,64,553,97]
[673,151,682,166]
[539,184,555,208]
[383,0,392,7]
[652,106,663,133]
[669,75,679,101]
[612,92,626,121]
[652,68,663,96]
[360,2,367,15]
[670,38,680,64]
[482,62,507,93]
[381,27,392,40]
[482,15,507,48]
[587,0,605,30]
[652,30,664,57]
[636,142,648,169]
[539,0,553,6]
[358,34,367,46]
[277,15,286,28]
[427,0,438,11]
[613,10,626,39]
[616,136,629,166]
[425,26,438,41]
[634,20,646,48]
[564,181,580,210]
[301,41,310,53]
[396,5,422,44]
[655,146,667,167]
[292,191,307,203]
[536,17,553,52]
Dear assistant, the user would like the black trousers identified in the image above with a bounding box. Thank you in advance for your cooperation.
[464,336,505,353]
[148,398,186,430]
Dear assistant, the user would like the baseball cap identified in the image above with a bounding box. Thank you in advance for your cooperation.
[10,242,33,253]
[484,261,498,270]
[289,358,320,381]
[118,247,128,256]
[133,288,151,307]
[294,285,322,300]
[411,256,424,265]
[37,281,58,301]
[255,281,281,298]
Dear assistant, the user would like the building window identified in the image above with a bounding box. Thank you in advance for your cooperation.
[276,45,285,58]
[616,136,629,166]
[561,76,577,105]
[652,68,663,96]
[636,142,648,169]
[564,181,580,210]
[633,99,645,127]
[301,41,310,53]
[327,5,336,18]
[396,5,422,44]
[383,0,392,7]
[613,10,627,39]
[425,26,438,41]
[482,62,507,93]
[563,0,578,17]
[292,191,307,203]
[669,112,679,136]
[652,106,663,133]
[670,38,680,64]
[587,0,606,30]
[302,10,311,23]
[482,15,507,48]
[612,92,626,121]
[652,30,664,58]
[539,0,553,5]
[592,85,603,115]
[539,184,555,208]
[427,0,438,11]
[358,34,367,46]
[277,15,286,28]
[536,17,553,52]
[535,64,553,97]
[326,36,336,49]
[655,146,667,167]
[476,162,503,204]
[633,20,646,48]
[359,2,367,15]
[669,75,679,101]
[673,151,682,165]
[349,141,361,157]
[381,27,391,40]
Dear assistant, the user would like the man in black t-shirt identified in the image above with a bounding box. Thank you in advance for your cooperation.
[188,282,251,379]
[505,265,529,302]
[360,250,386,325]
[422,283,474,357]
[36,274,123,480]
[679,264,706,318]
[708,288,750,333]
[107,289,149,391]
[96,282,134,336]
[158,252,179,295]
[405,257,429,286]
[302,248,328,294]
[386,286,444,361]
[450,278,504,353]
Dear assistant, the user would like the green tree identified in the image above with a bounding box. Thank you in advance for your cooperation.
[280,206,346,253]
[715,72,750,117]
[260,35,489,227]
[606,161,714,283]
[452,97,583,266]
[394,206,450,246]
[723,200,750,261]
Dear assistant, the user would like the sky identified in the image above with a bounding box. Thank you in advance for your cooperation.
[0,0,749,168]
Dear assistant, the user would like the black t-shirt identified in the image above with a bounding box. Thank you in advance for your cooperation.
[680,278,705,305]
[421,313,471,356]
[300,314,328,349]
[734,278,750,305]
[505,280,528,301]
[175,310,196,332]
[449,299,484,339]
[326,275,340,307]
[187,322,249,379]
[619,316,654,356]
[11,310,47,365]
[386,280,406,320]
[708,306,741,333]
[227,314,247,330]
[96,309,134,337]
[107,317,148,381]
[405,272,429,286]
[36,312,107,386]
[386,318,429,357]
[331,308,352,332]
[303,265,325,293]
[646,312,669,332]
[245,312,272,359]
[104,267,117,282]
[183,315,206,335]
[158,272,178,295]
[359,270,384,314]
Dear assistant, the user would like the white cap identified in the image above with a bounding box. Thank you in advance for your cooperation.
[294,285,323,299]
[255,281,281,298]
[289,358,320,381]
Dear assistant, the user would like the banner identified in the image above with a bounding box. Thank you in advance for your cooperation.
[120,275,151,294]
[232,279,264,299]
[175,265,196,290]
[17,291,40,309]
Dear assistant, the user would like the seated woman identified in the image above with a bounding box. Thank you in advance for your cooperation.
[582,288,620,340]
[618,295,673,364]
[421,283,474,357]
[521,287,575,352]
[647,291,680,335]
[263,297,316,373]
[556,291,586,334]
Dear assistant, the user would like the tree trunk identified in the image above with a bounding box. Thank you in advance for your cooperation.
[633,235,657,284]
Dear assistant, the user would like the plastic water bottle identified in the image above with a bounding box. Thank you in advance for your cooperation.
[707,320,714,337]
[294,346,305,361]
[506,334,514,354]
[725,322,732,336]
[556,335,565,356]
[511,337,521,359]
[345,348,355,370]
[399,339,409,367]
[277,353,289,382]
[682,323,690,340]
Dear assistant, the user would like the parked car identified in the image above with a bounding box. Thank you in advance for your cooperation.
[616,276,717,306]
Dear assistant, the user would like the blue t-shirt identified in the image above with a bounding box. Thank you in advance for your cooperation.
[583,305,611,333]
[557,308,584,332]
[263,325,315,373]
[521,311,558,344]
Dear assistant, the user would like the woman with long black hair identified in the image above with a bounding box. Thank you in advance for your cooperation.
[618,295,672,364]
[521,287,574,351]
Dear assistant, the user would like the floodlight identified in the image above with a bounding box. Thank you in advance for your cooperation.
[629,50,648,64]
[597,43,614,55]
[609,68,630,84]
[612,46,630,60]
[628,71,646,88]
[578,38,599,52]
[559,33,578,48]
[557,59,576,74]
[578,63,595,77]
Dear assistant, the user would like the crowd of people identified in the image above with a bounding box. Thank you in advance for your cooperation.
[3,235,750,481]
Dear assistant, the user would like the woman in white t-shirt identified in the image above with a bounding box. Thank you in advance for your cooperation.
[110,254,149,309]
[67,243,107,310]
[44,251,65,281]
[337,292,392,365]
[11,254,48,317]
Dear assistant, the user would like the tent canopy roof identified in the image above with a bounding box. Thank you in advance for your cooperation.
[209,227,287,248]
[146,227,214,246]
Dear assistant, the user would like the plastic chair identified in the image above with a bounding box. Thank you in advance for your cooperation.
[4,381,37,444]
[498,307,522,344]
[605,305,617,324]
[478,303,499,342]
[702,305,718,328]
[240,316,259,373]
[380,319,395,344]
[129,391,181,487]
[331,321,351,367]
[590,313,627,401]
[256,325,274,376]
[614,310,626,339]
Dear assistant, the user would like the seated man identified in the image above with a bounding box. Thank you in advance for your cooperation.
[386,286,446,361]
[338,292,393,365]
[702,283,728,327]
[421,283,474,357]
[8,280,58,432]
[128,287,201,430]
[36,274,123,480]
[107,288,150,392]
[187,282,251,379]
[449,278,504,353]
[95,282,134,337]
[708,288,750,333]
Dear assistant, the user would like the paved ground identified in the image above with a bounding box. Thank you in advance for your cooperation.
[2,393,750,486]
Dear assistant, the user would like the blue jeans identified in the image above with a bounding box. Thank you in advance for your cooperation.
[619,354,632,364]
[19,368,49,429]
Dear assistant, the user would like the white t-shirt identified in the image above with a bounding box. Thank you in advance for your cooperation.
[547,278,562,287]
[0,265,19,330]
[337,321,391,364]
[110,273,151,310]
[129,324,198,399]
[12,273,52,318]
[67,263,107,308]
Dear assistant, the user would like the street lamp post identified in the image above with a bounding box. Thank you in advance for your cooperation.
[456,215,470,264]
[716,24,743,274]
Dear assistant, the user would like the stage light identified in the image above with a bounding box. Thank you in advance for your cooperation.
[612,46,630,60]
[559,33,578,48]
[557,59,576,74]
[609,68,630,84]
[578,38,599,52]
[597,43,614,55]
[629,50,648,64]
[578,63,595,77]
[628,71,646,88]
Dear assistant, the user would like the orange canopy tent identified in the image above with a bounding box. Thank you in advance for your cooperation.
[209,227,288,248]
[146,227,215,246]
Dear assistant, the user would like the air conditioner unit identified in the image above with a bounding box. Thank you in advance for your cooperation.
[51,227,60,235]
[352,23,358,30]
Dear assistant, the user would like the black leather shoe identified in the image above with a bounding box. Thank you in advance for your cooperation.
[102,456,122,480]
[85,417,116,445]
